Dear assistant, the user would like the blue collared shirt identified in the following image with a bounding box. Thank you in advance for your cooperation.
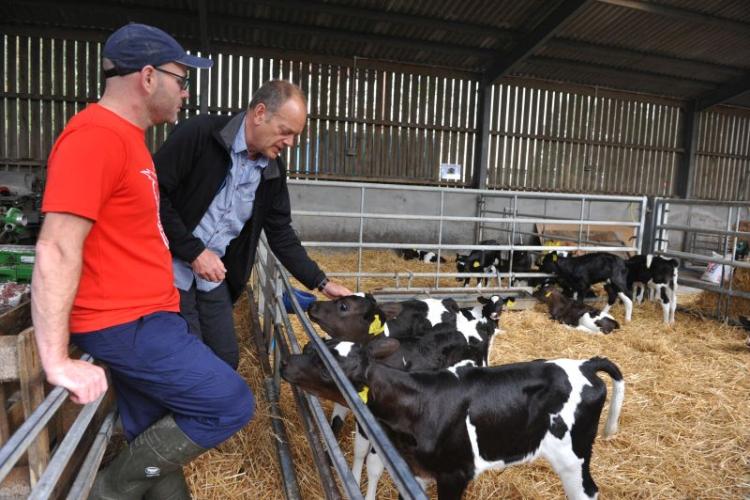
[173,117,268,291]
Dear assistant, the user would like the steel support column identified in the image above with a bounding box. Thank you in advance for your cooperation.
[675,102,697,198]
[473,84,492,190]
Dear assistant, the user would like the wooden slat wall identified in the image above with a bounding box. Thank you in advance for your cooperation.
[486,83,683,196]
[691,110,750,201]
[2,33,748,198]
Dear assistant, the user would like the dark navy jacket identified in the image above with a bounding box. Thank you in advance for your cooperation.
[154,112,325,302]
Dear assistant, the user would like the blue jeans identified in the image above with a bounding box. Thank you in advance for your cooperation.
[179,282,239,369]
[71,311,254,448]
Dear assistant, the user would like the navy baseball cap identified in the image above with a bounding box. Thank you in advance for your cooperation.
[103,23,212,76]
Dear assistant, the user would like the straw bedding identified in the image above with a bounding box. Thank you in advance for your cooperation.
[687,267,750,321]
[185,249,749,499]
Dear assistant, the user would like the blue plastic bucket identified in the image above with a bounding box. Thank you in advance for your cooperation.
[282,288,317,314]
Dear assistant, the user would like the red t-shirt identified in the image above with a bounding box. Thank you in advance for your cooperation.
[42,104,179,333]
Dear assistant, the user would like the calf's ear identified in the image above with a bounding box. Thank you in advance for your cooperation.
[477,296,489,304]
[368,337,401,359]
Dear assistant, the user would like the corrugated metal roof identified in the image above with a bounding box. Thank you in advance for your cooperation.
[3,0,750,108]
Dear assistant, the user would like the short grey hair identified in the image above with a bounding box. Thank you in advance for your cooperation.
[247,80,307,116]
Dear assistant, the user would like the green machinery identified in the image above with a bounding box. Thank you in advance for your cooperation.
[0,245,35,282]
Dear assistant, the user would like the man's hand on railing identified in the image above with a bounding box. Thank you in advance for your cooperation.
[44,358,108,404]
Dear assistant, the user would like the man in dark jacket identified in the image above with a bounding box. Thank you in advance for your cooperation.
[154,80,350,368]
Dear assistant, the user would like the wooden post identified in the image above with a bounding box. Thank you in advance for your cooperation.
[17,327,48,486]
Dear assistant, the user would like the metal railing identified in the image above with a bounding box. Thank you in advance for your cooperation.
[251,234,428,500]
[0,353,115,498]
[651,197,750,322]
[288,180,647,292]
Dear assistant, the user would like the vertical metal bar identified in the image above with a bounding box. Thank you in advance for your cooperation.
[578,197,586,249]
[435,191,445,288]
[508,194,519,287]
[637,196,648,254]
[357,186,365,291]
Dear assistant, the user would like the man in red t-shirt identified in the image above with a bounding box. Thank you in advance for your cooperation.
[32,23,254,499]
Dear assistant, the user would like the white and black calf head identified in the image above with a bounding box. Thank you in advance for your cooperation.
[309,293,459,342]
[307,293,386,343]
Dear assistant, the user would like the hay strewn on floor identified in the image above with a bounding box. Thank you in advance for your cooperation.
[688,267,750,320]
[186,249,750,499]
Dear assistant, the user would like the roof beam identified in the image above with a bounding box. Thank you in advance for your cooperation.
[236,0,513,43]
[3,0,494,61]
[596,0,750,36]
[530,55,721,86]
[695,73,750,111]
[550,38,741,79]
[484,0,591,84]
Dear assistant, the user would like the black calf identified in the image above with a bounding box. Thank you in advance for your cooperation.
[540,251,633,322]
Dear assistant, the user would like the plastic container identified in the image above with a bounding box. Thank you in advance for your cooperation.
[282,288,317,314]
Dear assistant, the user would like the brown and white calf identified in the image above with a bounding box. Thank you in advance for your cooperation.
[285,337,625,500]
[626,254,679,324]
[533,284,620,334]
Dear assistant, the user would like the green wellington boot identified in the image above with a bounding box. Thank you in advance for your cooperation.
[143,469,191,500]
[88,415,205,500]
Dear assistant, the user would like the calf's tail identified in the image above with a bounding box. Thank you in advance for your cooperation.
[587,356,625,438]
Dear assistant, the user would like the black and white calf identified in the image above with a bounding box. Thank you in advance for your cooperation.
[282,336,484,499]
[533,284,620,334]
[625,254,679,325]
[307,293,459,342]
[540,251,633,322]
[457,295,513,365]
[398,248,447,263]
[286,337,625,500]
[455,240,500,287]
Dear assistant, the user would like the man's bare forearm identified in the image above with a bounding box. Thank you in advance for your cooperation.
[31,238,82,371]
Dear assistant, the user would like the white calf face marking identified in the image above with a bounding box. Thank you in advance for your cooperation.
[333,341,355,357]
[646,254,653,269]
[354,292,366,297]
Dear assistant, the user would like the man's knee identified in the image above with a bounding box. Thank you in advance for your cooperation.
[212,369,255,432]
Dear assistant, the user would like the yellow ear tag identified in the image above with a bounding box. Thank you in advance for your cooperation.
[358,386,369,404]
[552,254,558,262]
[545,291,553,297]
[472,261,480,268]
[506,300,515,308]
[368,314,385,336]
